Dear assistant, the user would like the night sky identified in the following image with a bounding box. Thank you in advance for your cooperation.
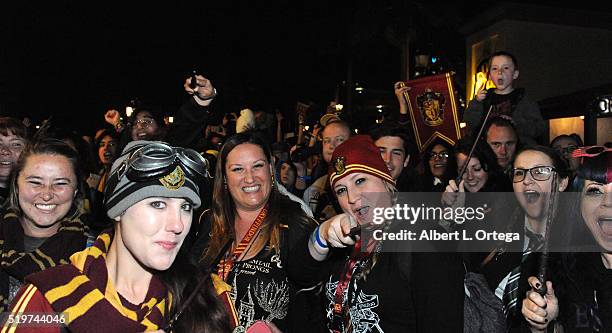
[1,1,607,135]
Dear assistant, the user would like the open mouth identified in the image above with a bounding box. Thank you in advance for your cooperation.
[137,132,148,138]
[497,78,505,86]
[0,161,11,167]
[433,163,446,168]
[599,217,612,237]
[354,206,370,220]
[242,185,260,193]
[523,190,540,204]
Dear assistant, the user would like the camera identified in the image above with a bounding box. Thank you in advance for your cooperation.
[290,145,313,163]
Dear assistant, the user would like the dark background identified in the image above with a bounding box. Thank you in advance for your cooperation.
[0,1,609,135]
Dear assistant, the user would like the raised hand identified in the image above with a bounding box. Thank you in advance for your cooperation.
[184,74,216,106]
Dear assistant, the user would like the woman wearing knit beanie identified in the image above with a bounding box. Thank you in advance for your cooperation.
[3,141,229,333]
[306,135,465,332]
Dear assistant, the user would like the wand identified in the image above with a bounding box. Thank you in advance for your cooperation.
[535,172,559,296]
[455,104,494,184]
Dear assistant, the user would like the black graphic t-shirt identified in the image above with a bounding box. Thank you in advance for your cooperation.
[488,89,523,120]
[325,251,415,333]
[324,251,464,333]
[226,247,292,332]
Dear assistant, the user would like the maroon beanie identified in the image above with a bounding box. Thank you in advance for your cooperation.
[328,135,395,188]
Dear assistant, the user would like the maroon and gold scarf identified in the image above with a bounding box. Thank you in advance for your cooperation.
[27,229,170,332]
[0,209,88,310]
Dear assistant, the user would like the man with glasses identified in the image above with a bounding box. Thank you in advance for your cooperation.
[303,118,351,222]
[104,73,218,152]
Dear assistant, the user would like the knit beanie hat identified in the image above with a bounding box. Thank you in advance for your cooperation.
[328,135,395,188]
[104,140,203,219]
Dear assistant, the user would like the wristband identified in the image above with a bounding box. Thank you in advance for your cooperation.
[314,226,328,249]
[194,88,218,101]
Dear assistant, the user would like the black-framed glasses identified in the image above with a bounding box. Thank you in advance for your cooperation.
[511,166,556,183]
[114,142,211,182]
[428,151,449,160]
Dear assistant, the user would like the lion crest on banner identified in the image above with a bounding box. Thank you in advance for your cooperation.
[417,88,445,126]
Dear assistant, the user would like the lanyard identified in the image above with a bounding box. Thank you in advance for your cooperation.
[331,238,375,333]
[217,205,268,281]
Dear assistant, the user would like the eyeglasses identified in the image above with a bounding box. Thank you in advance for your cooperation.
[134,118,154,127]
[554,145,578,155]
[428,151,449,160]
[511,166,556,183]
[114,142,210,182]
[571,144,612,158]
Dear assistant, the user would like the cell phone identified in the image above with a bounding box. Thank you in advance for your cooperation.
[189,69,198,89]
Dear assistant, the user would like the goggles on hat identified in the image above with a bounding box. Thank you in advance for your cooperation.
[114,142,210,182]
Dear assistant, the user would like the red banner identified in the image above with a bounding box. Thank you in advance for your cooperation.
[402,72,462,152]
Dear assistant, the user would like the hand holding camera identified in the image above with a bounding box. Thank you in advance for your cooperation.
[184,71,217,106]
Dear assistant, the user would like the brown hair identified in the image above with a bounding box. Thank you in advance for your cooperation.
[7,138,84,220]
[201,131,284,266]
[0,117,28,139]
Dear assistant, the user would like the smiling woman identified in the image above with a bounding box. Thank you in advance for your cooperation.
[2,140,230,333]
[195,131,321,332]
[0,138,88,311]
[521,151,612,332]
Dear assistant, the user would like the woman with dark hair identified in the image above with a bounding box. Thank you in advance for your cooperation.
[2,140,229,332]
[421,139,457,192]
[194,131,320,332]
[477,145,570,332]
[0,138,89,311]
[551,134,583,183]
[84,128,120,236]
[442,138,511,206]
[522,150,611,332]
[0,117,29,202]
[91,128,119,192]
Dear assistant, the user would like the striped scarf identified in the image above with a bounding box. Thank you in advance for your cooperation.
[0,209,88,311]
[26,229,170,332]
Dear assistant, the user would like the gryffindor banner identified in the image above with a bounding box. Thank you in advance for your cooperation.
[401,72,462,152]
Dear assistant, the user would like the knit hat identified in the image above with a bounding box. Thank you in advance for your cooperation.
[328,135,395,188]
[104,140,203,219]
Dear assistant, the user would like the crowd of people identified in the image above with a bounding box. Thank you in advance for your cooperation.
[0,50,609,332]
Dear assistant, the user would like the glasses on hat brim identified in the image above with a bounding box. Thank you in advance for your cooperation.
[511,166,556,183]
[571,144,612,158]
[118,142,210,182]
